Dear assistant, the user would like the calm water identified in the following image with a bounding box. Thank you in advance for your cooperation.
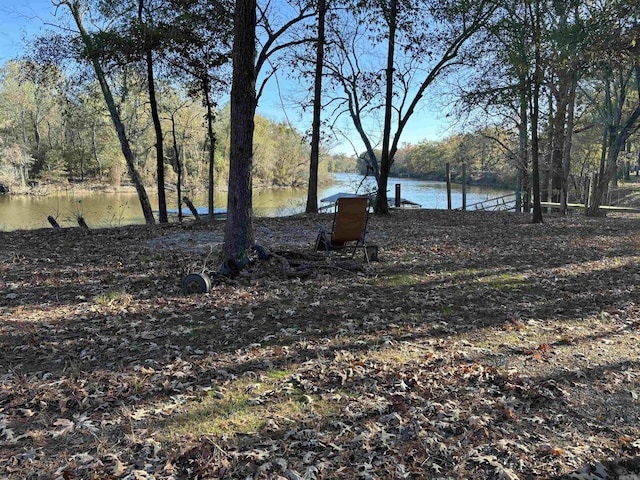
[0,173,511,231]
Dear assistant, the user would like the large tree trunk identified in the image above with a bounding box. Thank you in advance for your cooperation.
[375,0,397,215]
[589,130,618,215]
[65,0,155,224]
[305,0,326,214]
[223,0,257,264]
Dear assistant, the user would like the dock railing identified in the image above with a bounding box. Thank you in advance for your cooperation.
[459,193,518,212]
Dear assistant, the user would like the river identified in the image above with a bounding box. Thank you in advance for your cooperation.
[0,173,511,231]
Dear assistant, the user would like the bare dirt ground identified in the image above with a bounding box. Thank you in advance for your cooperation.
[1,190,640,479]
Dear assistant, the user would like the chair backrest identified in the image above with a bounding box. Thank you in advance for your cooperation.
[331,196,369,243]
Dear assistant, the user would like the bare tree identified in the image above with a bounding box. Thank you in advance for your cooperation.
[323,0,499,214]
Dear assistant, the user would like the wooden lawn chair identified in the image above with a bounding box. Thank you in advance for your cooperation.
[314,196,372,262]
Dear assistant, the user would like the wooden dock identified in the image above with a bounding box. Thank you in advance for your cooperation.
[317,192,422,213]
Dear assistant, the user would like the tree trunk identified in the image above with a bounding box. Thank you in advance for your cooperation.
[560,72,577,213]
[518,75,530,212]
[529,0,543,224]
[140,0,167,223]
[29,111,45,177]
[78,132,85,180]
[305,0,326,214]
[65,0,155,224]
[170,112,183,222]
[589,112,640,215]
[550,78,568,206]
[223,0,257,264]
[146,49,168,223]
[203,78,217,221]
[33,113,41,156]
[375,0,397,215]
[21,110,31,184]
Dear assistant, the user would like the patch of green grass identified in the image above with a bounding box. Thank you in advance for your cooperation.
[138,254,162,263]
[160,392,263,439]
[94,289,133,306]
[265,369,290,380]
[67,361,82,380]
[159,370,340,442]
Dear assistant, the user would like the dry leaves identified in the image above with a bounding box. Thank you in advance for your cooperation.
[1,209,640,478]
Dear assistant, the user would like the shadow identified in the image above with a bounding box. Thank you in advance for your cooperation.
[1,210,640,477]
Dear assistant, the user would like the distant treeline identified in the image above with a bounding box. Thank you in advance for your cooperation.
[326,128,518,189]
[0,59,520,193]
[0,61,331,192]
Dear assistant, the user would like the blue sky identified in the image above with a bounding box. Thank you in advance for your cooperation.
[0,0,447,153]
[0,0,56,65]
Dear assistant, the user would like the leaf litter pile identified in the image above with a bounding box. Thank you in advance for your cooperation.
[1,207,640,479]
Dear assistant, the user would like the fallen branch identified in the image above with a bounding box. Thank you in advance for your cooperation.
[183,196,200,220]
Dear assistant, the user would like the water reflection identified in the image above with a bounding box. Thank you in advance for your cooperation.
[0,174,512,231]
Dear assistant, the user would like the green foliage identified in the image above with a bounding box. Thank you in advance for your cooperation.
[326,153,357,173]
[0,60,312,190]
[388,128,516,187]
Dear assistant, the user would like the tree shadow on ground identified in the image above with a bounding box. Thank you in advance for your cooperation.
[2,210,640,478]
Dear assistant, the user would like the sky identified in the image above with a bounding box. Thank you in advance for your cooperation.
[0,0,56,63]
[0,0,448,154]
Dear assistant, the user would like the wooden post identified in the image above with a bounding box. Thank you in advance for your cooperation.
[446,163,452,210]
[395,183,401,208]
[461,163,467,211]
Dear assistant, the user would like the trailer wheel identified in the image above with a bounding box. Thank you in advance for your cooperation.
[182,272,211,294]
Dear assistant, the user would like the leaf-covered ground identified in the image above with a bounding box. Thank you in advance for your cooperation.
[1,199,640,479]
